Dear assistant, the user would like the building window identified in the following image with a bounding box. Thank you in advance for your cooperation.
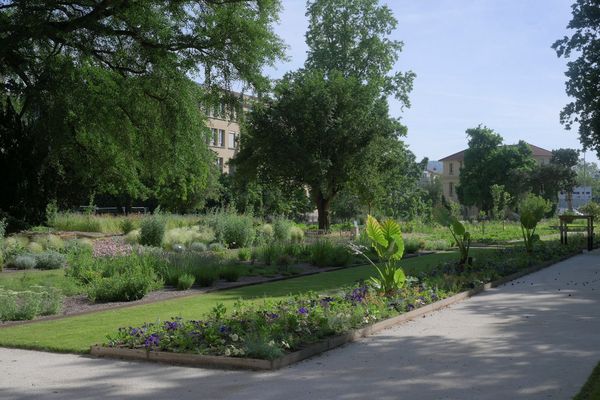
[216,157,224,173]
[210,128,218,146]
[228,132,237,149]
[218,129,225,147]
[449,163,454,175]
[449,182,454,196]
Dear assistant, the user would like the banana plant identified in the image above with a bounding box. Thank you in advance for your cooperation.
[433,206,471,266]
[356,215,406,295]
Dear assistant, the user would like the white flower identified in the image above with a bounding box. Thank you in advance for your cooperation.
[230,333,239,342]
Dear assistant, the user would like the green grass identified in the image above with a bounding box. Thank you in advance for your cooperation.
[0,270,83,296]
[0,252,459,353]
[574,361,600,400]
[50,212,200,234]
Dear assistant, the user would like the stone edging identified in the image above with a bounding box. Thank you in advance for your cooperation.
[89,251,581,371]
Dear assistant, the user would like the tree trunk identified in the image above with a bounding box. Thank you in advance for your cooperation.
[316,193,331,231]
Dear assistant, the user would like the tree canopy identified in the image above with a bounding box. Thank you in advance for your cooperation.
[0,1,284,224]
[553,0,600,154]
[233,0,414,229]
[457,126,535,211]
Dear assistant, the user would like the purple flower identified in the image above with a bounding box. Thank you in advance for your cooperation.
[165,321,180,331]
[219,325,230,334]
[346,286,368,304]
[144,333,160,348]
[298,307,308,315]
[320,297,334,308]
[266,312,279,320]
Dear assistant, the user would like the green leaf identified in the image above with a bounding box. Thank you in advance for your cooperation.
[394,268,406,288]
[451,218,465,236]
[433,206,452,227]
[388,233,404,261]
[366,215,387,248]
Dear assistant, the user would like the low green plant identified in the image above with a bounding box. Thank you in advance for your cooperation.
[209,243,225,252]
[35,251,66,270]
[0,286,63,321]
[139,215,165,247]
[26,242,44,254]
[219,265,242,282]
[308,240,350,268]
[34,234,65,251]
[434,206,471,266]
[120,219,135,234]
[260,242,283,265]
[403,237,423,254]
[12,254,37,270]
[195,267,220,287]
[238,248,251,261]
[290,226,305,243]
[176,273,195,290]
[273,217,293,242]
[358,215,406,295]
[519,193,551,254]
[190,242,208,252]
[124,229,140,245]
[257,223,274,243]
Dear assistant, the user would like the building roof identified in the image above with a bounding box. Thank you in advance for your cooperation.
[439,142,552,162]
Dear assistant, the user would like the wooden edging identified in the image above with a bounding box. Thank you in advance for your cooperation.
[89,250,582,371]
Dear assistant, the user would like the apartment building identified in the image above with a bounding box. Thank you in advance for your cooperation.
[205,94,254,174]
[438,142,552,207]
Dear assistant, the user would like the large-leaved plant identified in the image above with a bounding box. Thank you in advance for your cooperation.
[433,206,471,266]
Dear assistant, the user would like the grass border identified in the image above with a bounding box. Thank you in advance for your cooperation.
[89,251,581,370]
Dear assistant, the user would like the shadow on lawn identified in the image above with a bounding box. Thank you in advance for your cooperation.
[2,254,600,400]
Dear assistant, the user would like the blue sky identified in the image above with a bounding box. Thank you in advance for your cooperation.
[264,0,596,164]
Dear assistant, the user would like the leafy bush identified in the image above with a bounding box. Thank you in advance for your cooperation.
[163,253,222,287]
[163,226,215,250]
[34,234,65,251]
[12,254,37,269]
[579,201,600,222]
[176,273,195,290]
[257,223,274,243]
[238,247,251,261]
[219,265,242,282]
[273,218,293,242]
[209,243,225,252]
[519,194,551,253]
[87,259,162,303]
[0,286,63,321]
[205,210,255,248]
[35,251,66,270]
[434,206,471,266]
[139,216,165,247]
[64,238,94,253]
[290,226,305,243]
[27,242,44,254]
[120,219,135,234]
[124,229,140,244]
[190,242,208,252]
[309,240,351,268]
[403,237,423,254]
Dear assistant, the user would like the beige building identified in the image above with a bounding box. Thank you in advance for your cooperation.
[439,142,552,207]
[205,94,254,174]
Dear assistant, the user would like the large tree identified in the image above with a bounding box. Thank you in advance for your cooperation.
[0,1,284,223]
[553,0,600,154]
[457,126,536,211]
[233,0,414,229]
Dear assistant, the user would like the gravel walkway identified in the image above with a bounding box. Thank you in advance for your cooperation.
[1,251,600,400]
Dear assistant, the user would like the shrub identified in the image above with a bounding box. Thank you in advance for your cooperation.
[209,243,225,252]
[34,234,65,251]
[12,254,37,269]
[124,229,140,245]
[309,240,351,268]
[0,286,63,321]
[222,215,255,248]
[237,247,251,261]
[257,223,274,242]
[84,254,163,302]
[163,226,215,249]
[139,216,165,247]
[519,194,551,253]
[219,265,241,282]
[579,201,600,222]
[289,226,305,243]
[35,251,66,270]
[195,266,219,287]
[259,243,283,265]
[190,242,208,252]
[120,219,135,234]
[273,218,293,242]
[65,238,94,253]
[27,242,44,254]
[403,237,423,254]
[172,244,186,252]
[176,273,195,290]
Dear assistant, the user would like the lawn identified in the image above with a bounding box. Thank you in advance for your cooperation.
[574,361,600,400]
[0,252,466,353]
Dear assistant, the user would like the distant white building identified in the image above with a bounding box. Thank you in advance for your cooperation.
[558,186,592,210]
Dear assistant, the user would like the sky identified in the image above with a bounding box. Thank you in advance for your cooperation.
[263,0,597,164]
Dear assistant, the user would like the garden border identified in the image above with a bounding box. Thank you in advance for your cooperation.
[89,251,581,371]
[0,252,435,329]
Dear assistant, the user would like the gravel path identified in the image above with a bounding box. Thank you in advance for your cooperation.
[1,251,600,400]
